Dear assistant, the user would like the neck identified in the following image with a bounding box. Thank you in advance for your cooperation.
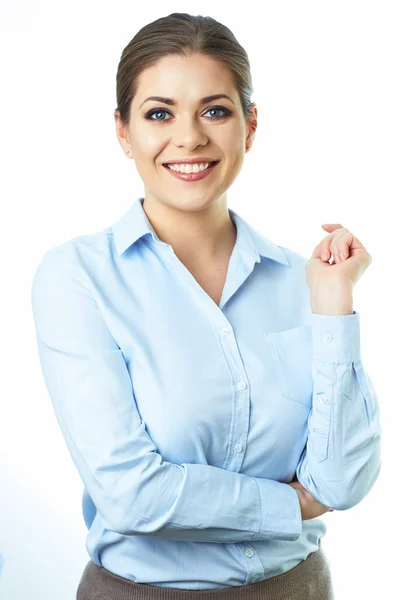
[141,196,237,262]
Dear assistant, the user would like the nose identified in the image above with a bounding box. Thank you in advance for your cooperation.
[172,115,208,150]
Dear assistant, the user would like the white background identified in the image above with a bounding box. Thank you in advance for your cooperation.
[1,1,417,598]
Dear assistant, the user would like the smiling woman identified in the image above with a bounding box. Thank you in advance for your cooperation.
[112,15,260,268]
[30,11,345,600]
[92,11,336,598]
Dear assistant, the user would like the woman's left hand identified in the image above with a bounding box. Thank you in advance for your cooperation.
[289,479,334,518]
[306,223,372,292]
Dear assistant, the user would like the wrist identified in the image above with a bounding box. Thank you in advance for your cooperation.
[310,281,354,315]
[292,486,310,520]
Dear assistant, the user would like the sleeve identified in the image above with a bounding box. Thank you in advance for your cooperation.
[31,248,302,542]
[295,311,382,511]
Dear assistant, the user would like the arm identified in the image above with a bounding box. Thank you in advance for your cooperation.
[295,308,382,511]
[31,248,302,543]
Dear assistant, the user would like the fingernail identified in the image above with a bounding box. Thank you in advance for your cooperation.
[321,250,328,261]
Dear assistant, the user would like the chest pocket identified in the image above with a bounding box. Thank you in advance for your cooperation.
[265,324,313,409]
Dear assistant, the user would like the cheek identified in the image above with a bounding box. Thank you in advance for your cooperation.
[219,122,243,147]
[224,129,246,158]
[131,125,164,154]
[138,138,165,156]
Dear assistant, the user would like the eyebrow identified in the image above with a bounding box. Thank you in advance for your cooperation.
[139,94,235,109]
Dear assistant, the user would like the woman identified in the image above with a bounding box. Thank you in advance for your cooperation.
[31,12,381,600]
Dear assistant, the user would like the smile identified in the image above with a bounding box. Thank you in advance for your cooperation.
[163,161,219,182]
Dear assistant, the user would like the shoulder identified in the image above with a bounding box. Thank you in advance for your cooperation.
[33,227,115,278]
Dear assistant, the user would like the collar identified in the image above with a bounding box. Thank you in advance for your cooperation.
[111,198,289,268]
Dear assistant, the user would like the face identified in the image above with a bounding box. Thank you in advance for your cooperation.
[115,52,257,213]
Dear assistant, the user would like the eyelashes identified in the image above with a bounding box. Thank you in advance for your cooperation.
[144,106,232,123]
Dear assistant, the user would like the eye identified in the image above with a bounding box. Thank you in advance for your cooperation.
[144,106,232,122]
[204,107,231,119]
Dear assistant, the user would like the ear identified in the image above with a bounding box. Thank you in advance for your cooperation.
[114,110,131,157]
[245,104,258,152]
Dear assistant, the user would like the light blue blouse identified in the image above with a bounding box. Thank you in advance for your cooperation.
[31,197,381,588]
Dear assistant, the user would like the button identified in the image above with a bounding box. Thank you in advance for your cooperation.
[236,381,247,390]
[318,394,328,404]
[220,327,230,336]
[234,443,243,453]
[245,549,254,558]
[324,334,333,343]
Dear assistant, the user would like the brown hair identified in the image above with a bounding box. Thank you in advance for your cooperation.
[114,12,255,127]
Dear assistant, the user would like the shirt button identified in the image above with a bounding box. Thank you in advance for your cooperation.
[324,334,333,343]
[236,381,247,390]
[220,327,230,336]
[234,443,243,453]
[245,549,254,558]
[318,394,328,403]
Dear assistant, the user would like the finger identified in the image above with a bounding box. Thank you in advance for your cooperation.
[321,223,344,230]
[331,230,370,262]
[330,231,353,261]
[315,229,348,262]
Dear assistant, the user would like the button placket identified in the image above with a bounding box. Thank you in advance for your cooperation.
[231,382,247,463]
[215,317,251,472]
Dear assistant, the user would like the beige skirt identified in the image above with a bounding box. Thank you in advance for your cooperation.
[76,544,335,600]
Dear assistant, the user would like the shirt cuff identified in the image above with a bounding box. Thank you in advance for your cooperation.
[252,477,302,542]
[310,310,361,362]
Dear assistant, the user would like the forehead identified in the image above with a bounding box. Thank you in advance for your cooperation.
[134,53,237,99]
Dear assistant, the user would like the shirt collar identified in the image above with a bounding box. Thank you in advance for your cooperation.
[112,198,289,268]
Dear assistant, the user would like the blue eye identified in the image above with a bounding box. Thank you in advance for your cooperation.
[145,106,232,122]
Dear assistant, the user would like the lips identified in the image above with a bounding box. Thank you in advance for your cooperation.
[163,160,220,181]
[163,161,219,167]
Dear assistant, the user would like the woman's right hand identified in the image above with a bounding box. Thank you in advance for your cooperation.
[289,480,334,520]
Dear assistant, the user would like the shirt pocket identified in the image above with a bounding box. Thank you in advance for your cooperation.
[265,324,313,409]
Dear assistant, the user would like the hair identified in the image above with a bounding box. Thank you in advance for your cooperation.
[114,12,255,127]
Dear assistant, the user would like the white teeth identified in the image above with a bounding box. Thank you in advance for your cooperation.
[167,162,212,173]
